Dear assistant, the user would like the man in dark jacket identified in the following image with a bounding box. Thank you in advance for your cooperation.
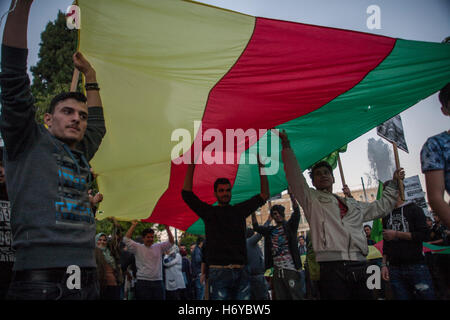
[381,189,435,300]
[252,191,303,300]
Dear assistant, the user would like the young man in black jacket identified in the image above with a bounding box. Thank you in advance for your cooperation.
[381,189,435,300]
[182,159,269,300]
[252,191,303,300]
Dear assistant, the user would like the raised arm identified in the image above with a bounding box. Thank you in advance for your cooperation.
[2,0,32,48]
[183,163,195,192]
[73,52,106,160]
[165,225,175,245]
[0,0,38,160]
[258,155,270,201]
[125,220,139,239]
[360,169,403,222]
[279,131,314,220]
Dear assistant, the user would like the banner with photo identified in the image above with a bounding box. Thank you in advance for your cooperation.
[377,114,409,153]
[403,175,429,216]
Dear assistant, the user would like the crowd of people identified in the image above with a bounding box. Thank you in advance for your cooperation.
[0,0,448,301]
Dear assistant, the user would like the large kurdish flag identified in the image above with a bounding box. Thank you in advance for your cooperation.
[78,0,450,234]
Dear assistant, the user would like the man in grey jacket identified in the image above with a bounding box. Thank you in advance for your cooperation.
[279,131,404,300]
[1,0,106,300]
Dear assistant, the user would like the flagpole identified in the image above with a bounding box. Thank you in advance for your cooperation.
[337,153,346,187]
[70,68,80,92]
[392,142,405,201]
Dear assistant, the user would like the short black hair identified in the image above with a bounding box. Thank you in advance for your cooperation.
[270,204,285,218]
[141,228,154,238]
[439,83,449,109]
[363,225,372,230]
[309,161,333,181]
[48,91,87,114]
[214,178,231,192]
[196,237,204,245]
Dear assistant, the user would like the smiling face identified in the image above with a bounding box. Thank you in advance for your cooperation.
[143,232,155,247]
[215,183,232,206]
[312,166,335,192]
[44,98,88,149]
[96,235,107,249]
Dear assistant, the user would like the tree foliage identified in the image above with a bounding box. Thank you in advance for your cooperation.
[30,11,79,123]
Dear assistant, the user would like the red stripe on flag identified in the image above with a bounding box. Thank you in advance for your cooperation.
[145,18,396,229]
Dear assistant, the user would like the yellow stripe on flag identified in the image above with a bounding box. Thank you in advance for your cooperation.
[78,0,255,220]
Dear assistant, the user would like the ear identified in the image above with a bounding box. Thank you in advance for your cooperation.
[441,106,450,116]
[44,113,53,127]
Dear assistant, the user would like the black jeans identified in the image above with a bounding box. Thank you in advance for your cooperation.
[319,261,373,300]
[7,268,99,300]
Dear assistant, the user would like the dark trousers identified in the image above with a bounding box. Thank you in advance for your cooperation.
[100,285,121,300]
[135,279,165,300]
[7,268,99,300]
[319,261,373,300]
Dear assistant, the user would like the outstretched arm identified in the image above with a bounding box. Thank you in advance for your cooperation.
[0,0,38,160]
[165,225,175,245]
[258,155,270,201]
[125,220,139,239]
[2,0,33,48]
[183,163,195,192]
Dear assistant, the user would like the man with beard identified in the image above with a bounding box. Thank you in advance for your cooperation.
[0,0,106,300]
[181,160,269,300]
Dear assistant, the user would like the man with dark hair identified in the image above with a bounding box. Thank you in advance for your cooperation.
[0,0,106,300]
[246,214,271,300]
[123,220,174,300]
[364,225,376,245]
[181,159,269,300]
[252,191,303,300]
[191,237,205,300]
[421,83,450,229]
[279,131,403,300]
[381,186,435,300]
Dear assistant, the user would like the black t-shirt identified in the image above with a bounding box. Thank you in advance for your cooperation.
[382,203,430,266]
[182,190,265,266]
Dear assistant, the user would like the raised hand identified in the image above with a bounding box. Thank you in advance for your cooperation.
[73,52,96,81]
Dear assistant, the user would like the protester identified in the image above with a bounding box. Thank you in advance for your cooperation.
[246,223,270,300]
[191,237,205,300]
[123,221,174,300]
[181,157,269,300]
[163,245,186,300]
[179,245,193,299]
[380,187,435,300]
[364,225,376,245]
[95,233,123,300]
[298,236,307,256]
[279,131,403,300]
[421,83,450,229]
[427,213,450,299]
[252,191,303,300]
[0,0,106,300]
[0,151,13,300]
[297,236,307,298]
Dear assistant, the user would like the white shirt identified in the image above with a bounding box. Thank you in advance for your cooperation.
[123,236,173,281]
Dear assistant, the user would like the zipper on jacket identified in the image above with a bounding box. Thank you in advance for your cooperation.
[322,221,327,248]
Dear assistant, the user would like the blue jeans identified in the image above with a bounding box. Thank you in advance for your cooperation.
[209,267,250,300]
[193,277,205,300]
[249,274,269,300]
[135,280,165,300]
[389,263,435,300]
